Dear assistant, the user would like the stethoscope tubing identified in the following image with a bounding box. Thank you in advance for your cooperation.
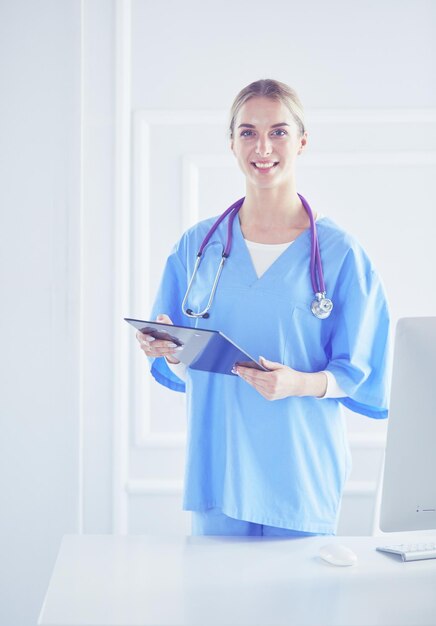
[182,199,244,318]
[198,197,244,257]
[182,194,332,319]
[298,193,325,295]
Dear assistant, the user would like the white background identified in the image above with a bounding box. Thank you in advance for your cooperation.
[0,1,435,624]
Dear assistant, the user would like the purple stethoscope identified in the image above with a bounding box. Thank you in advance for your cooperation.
[181,193,333,320]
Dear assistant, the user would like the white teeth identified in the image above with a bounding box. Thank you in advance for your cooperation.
[254,162,277,169]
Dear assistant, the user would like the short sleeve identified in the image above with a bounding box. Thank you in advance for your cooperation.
[148,245,192,393]
[325,247,392,419]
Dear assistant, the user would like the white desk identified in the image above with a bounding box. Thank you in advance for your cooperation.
[39,532,436,626]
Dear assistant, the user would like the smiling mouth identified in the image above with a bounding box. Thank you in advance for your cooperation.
[251,162,279,170]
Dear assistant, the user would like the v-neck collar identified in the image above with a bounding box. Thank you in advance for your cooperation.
[231,213,312,286]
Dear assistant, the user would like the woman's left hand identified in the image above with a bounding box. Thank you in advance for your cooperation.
[234,356,327,400]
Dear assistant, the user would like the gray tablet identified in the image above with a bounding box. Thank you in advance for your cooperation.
[124,318,268,376]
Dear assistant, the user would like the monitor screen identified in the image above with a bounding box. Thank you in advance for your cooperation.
[379,317,436,532]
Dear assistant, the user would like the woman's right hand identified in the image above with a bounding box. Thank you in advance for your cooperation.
[136,314,181,364]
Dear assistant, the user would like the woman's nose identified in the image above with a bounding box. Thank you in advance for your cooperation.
[255,135,272,156]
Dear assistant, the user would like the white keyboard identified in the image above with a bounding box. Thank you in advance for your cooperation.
[376,542,436,562]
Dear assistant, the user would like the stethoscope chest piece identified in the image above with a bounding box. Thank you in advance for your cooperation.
[311,292,333,319]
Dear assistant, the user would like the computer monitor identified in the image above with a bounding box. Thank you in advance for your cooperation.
[379,317,436,532]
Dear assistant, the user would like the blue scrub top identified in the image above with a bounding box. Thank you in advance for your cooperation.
[148,210,392,534]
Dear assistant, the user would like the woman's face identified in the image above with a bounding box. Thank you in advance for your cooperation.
[230,96,307,189]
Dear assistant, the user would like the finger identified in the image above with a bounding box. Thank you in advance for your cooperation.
[244,380,274,400]
[136,331,156,344]
[141,342,182,357]
[150,339,182,350]
[235,370,272,394]
[238,374,276,399]
[259,356,283,371]
[156,313,174,325]
[137,336,176,350]
[237,367,280,396]
[236,366,270,384]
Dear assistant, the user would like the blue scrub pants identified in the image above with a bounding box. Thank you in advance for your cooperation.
[191,507,329,537]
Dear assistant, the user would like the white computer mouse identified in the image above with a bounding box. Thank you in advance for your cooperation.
[318,543,358,566]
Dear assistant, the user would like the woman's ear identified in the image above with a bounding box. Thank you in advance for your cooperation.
[298,132,308,155]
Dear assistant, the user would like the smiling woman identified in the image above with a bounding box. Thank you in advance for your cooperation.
[227,85,309,242]
[135,78,392,538]
[233,100,305,184]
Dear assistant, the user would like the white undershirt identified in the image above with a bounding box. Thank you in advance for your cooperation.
[244,212,325,278]
[244,239,293,278]
[166,213,347,398]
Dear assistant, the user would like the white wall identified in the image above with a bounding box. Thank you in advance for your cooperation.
[0,1,120,623]
[0,1,82,625]
[1,1,435,624]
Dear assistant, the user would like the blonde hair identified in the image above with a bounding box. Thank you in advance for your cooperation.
[228,78,305,139]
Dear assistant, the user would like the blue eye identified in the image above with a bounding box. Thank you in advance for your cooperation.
[240,129,287,137]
